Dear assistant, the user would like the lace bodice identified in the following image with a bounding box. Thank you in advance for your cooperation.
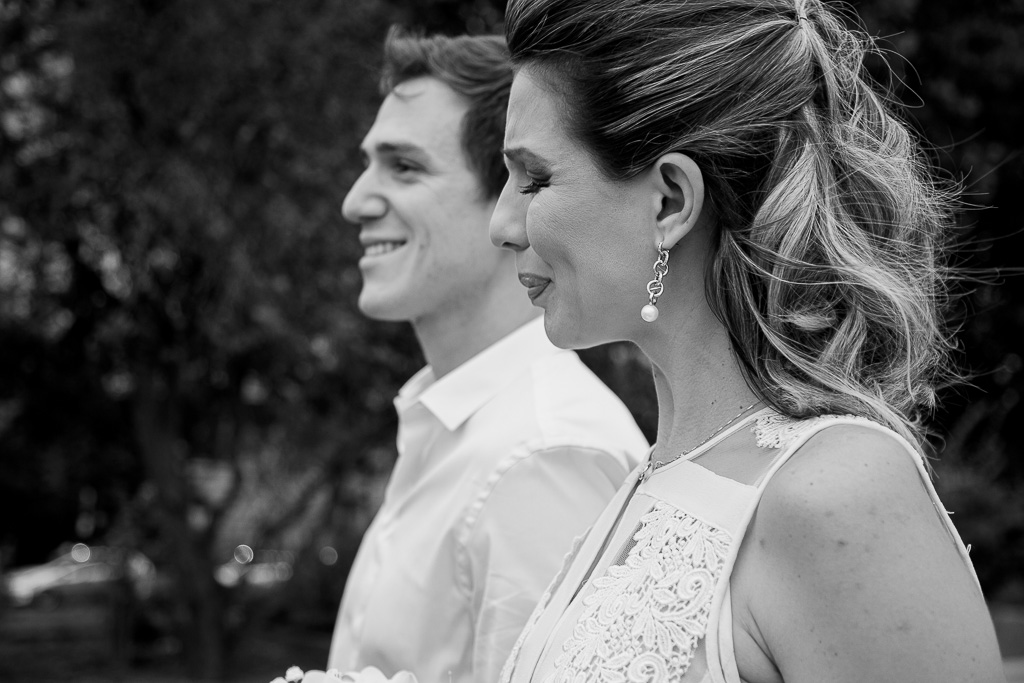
[543,502,730,683]
[500,411,978,683]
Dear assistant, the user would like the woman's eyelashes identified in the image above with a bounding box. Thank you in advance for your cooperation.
[518,177,550,195]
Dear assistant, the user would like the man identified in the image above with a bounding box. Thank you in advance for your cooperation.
[329,28,649,683]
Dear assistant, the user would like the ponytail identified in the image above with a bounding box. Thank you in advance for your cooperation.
[706,3,956,448]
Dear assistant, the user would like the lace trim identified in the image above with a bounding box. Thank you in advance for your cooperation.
[752,412,861,449]
[499,530,590,683]
[541,502,731,683]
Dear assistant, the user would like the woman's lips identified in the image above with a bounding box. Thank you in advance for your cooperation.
[518,273,551,302]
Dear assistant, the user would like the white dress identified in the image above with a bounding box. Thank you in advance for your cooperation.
[499,410,979,683]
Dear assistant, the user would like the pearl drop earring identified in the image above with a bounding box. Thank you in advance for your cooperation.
[641,242,670,323]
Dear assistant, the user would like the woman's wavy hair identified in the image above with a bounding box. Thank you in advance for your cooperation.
[506,0,959,449]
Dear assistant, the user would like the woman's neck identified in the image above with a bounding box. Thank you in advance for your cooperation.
[645,306,761,461]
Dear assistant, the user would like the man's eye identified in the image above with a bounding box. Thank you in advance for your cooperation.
[392,160,418,174]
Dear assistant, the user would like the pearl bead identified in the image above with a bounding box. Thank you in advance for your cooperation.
[641,304,659,322]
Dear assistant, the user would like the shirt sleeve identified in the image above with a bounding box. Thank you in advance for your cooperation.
[458,443,630,683]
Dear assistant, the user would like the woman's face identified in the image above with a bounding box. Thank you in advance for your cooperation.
[489,68,659,349]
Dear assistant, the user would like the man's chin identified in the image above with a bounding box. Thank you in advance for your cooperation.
[357,291,410,323]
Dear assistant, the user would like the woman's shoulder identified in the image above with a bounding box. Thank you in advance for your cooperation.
[734,422,998,682]
[744,415,968,619]
[757,416,925,526]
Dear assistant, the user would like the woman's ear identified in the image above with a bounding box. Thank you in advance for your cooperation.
[650,152,704,250]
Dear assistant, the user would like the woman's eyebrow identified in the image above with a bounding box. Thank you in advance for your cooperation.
[502,146,549,168]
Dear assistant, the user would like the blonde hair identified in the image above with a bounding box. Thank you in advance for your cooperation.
[506,0,958,448]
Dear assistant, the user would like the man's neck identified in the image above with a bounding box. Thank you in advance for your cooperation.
[412,295,541,380]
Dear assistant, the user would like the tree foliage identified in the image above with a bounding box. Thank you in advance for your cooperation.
[856,0,1024,597]
[0,0,424,675]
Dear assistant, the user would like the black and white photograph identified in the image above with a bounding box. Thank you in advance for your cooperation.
[0,1,1021,681]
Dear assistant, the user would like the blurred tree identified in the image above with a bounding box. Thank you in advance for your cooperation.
[853,0,1024,599]
[0,0,424,677]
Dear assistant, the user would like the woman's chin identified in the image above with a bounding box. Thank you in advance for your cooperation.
[541,313,577,349]
[542,313,603,350]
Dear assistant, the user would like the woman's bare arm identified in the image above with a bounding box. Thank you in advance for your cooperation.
[737,424,1005,683]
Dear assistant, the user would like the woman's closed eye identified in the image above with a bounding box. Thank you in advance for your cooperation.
[518,177,550,195]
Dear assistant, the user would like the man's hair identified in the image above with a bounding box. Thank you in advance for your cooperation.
[381,26,512,199]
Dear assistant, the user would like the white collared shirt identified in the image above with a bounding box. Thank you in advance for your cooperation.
[327,317,648,683]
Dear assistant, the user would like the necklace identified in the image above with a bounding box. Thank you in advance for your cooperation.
[639,402,763,483]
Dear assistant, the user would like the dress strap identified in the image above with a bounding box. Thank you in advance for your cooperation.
[640,407,775,483]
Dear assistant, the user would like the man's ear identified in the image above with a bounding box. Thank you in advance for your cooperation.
[649,152,704,250]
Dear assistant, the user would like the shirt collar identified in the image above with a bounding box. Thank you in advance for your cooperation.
[394,317,563,432]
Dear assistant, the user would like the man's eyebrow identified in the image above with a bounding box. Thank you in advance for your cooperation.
[502,146,548,167]
[364,141,428,157]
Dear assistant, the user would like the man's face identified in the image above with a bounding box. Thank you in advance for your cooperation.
[342,76,505,327]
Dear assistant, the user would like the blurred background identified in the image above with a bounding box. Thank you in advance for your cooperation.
[0,0,1021,681]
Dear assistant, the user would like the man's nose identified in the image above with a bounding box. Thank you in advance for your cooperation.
[341,169,387,224]
[489,179,528,252]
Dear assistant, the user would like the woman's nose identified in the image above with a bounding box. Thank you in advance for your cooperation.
[489,179,529,252]
[341,169,387,224]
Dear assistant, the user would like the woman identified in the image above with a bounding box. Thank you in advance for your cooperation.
[292,1,1005,682]
[484,0,1006,681]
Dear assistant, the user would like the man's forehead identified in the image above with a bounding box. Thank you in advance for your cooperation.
[389,76,440,100]
[381,77,468,126]
[362,76,468,157]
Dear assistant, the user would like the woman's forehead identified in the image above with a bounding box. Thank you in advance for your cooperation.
[506,70,567,148]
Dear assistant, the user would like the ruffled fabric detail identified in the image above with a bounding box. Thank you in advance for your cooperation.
[453,450,535,594]
[499,531,590,683]
[541,502,731,683]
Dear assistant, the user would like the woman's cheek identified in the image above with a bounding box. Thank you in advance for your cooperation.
[525,199,554,255]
